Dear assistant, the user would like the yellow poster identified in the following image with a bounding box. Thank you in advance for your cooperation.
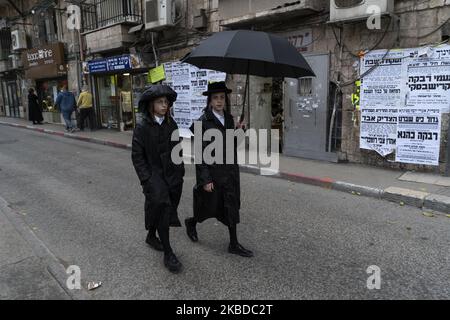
[148,65,166,84]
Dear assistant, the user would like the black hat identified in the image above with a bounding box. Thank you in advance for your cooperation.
[138,84,177,113]
[202,81,232,96]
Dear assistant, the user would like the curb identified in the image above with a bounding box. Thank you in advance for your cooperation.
[2,120,449,216]
[0,121,133,150]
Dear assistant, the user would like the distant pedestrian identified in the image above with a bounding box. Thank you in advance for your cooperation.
[55,85,77,132]
[131,84,185,273]
[185,81,253,258]
[28,88,43,125]
[77,85,94,131]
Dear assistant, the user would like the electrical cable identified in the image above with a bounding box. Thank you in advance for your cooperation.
[331,13,394,59]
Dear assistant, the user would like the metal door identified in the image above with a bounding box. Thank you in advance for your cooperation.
[7,82,19,118]
[283,53,337,162]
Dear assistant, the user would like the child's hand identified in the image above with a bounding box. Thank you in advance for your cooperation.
[203,182,214,193]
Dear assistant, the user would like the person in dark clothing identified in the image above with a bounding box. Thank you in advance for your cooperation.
[131,85,185,273]
[55,85,77,132]
[185,81,253,258]
[28,88,43,125]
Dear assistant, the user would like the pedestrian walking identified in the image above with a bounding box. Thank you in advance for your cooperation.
[131,85,185,273]
[77,85,94,131]
[55,85,77,132]
[28,88,43,125]
[185,81,253,258]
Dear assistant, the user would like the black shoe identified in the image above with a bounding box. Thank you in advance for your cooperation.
[145,234,164,252]
[164,252,182,273]
[228,243,254,258]
[185,218,198,242]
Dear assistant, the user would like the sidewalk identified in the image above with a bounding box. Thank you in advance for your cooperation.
[0,196,71,299]
[1,117,450,216]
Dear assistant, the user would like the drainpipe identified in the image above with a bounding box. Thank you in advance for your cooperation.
[446,119,450,176]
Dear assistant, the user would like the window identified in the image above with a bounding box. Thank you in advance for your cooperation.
[0,28,11,60]
[298,78,313,97]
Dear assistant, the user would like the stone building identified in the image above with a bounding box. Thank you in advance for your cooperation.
[1,0,449,174]
[0,0,83,123]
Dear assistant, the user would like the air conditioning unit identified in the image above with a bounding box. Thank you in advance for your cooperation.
[144,0,175,30]
[11,30,27,50]
[9,54,23,69]
[330,0,394,23]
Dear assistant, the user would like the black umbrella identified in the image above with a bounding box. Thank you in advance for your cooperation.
[182,30,315,124]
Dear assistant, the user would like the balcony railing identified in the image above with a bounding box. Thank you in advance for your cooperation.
[81,0,142,33]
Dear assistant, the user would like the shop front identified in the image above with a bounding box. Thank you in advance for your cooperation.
[23,43,67,123]
[88,54,149,131]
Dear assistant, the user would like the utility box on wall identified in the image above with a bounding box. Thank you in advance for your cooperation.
[329,0,394,23]
[144,0,176,30]
[11,30,27,51]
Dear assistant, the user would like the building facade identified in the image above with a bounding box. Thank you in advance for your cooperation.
[0,0,83,124]
[1,0,449,174]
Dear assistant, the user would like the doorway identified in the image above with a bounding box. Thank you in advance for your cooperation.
[283,53,338,162]
[96,73,134,131]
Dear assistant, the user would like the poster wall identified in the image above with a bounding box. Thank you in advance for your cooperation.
[396,108,441,165]
[360,50,406,156]
[359,44,450,166]
[163,62,226,137]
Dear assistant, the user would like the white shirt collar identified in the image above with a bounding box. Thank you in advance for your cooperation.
[155,115,164,125]
[212,110,225,125]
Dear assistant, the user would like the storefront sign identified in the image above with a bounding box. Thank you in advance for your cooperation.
[88,55,135,73]
[23,43,66,79]
[88,60,108,73]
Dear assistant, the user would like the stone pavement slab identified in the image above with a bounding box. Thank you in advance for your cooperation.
[0,205,71,300]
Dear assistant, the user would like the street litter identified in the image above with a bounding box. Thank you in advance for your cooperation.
[422,212,434,218]
[87,281,102,291]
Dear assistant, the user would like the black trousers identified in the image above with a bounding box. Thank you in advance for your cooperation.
[79,107,94,130]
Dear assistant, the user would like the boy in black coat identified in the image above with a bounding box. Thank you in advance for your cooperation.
[185,82,253,258]
[132,85,185,273]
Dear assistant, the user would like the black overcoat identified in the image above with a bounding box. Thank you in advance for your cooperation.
[132,114,185,230]
[28,93,43,122]
[190,109,241,227]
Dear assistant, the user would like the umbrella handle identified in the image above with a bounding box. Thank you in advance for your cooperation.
[240,72,250,123]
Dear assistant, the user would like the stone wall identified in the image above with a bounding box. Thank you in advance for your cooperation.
[318,0,449,173]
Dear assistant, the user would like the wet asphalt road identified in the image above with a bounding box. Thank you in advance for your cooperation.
[0,125,449,299]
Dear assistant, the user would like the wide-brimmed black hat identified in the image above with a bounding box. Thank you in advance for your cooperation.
[202,81,232,96]
[138,85,177,113]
